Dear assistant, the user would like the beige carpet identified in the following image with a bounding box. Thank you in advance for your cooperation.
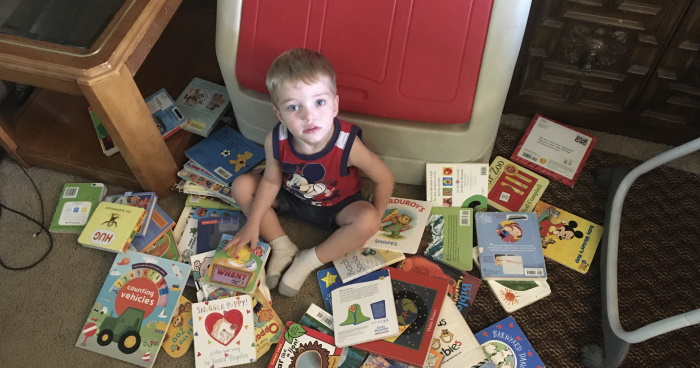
[0,113,698,368]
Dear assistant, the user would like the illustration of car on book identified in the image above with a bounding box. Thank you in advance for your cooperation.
[96,307,144,354]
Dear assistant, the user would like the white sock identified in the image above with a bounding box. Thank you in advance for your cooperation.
[266,236,298,289]
[278,248,324,297]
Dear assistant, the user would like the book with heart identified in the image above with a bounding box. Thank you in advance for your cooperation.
[192,295,256,367]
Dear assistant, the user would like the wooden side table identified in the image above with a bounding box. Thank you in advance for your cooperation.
[0,0,185,197]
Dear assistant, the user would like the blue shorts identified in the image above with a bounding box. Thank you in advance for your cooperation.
[275,189,367,231]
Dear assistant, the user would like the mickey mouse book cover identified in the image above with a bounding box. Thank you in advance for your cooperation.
[184,125,265,186]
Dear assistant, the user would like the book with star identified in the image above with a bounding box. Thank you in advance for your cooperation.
[192,295,256,367]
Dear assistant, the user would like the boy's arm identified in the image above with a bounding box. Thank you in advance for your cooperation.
[348,139,394,216]
[225,132,282,254]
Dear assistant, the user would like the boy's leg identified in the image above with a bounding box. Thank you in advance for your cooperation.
[231,174,297,288]
[278,201,379,297]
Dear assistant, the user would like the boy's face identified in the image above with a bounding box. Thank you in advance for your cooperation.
[272,76,339,152]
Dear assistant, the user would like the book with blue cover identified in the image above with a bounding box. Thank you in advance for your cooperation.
[316,267,391,314]
[184,125,264,185]
[475,212,547,281]
[130,204,175,253]
[144,88,186,139]
[176,78,231,137]
[474,316,546,368]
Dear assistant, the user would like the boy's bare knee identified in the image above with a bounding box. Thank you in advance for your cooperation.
[355,209,381,239]
[230,174,258,200]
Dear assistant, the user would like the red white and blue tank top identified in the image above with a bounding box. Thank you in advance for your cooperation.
[272,118,363,207]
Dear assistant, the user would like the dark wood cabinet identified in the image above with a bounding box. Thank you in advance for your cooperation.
[505,0,700,146]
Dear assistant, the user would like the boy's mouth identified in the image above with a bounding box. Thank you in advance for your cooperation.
[303,126,320,134]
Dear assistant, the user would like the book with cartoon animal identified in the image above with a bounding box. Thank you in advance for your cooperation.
[474,316,545,368]
[130,204,175,254]
[177,168,232,197]
[511,113,597,187]
[487,156,549,212]
[102,191,158,238]
[426,163,489,210]
[473,247,551,313]
[428,296,489,368]
[534,201,603,274]
[161,295,194,358]
[331,270,400,347]
[475,212,547,281]
[397,255,482,319]
[75,251,191,367]
[184,125,264,185]
[203,234,271,294]
[354,268,449,367]
[364,197,433,254]
[317,267,399,314]
[78,202,146,253]
[422,206,474,271]
[249,288,284,360]
[49,182,106,233]
[176,77,231,137]
[267,321,345,368]
[192,295,256,367]
[331,246,406,283]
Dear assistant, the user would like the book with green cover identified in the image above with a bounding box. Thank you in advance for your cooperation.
[78,202,146,253]
[49,183,106,233]
[422,206,474,271]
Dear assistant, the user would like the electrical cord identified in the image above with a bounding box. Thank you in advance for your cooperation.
[0,161,53,270]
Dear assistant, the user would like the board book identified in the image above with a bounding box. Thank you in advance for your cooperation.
[177,168,232,197]
[534,201,603,274]
[196,213,247,254]
[176,77,231,137]
[203,234,271,294]
[140,230,179,261]
[89,107,119,156]
[511,113,597,187]
[130,204,175,253]
[185,194,239,211]
[78,202,146,253]
[249,288,284,360]
[354,268,449,367]
[184,125,264,185]
[75,251,190,367]
[397,255,481,319]
[102,191,157,237]
[472,247,551,313]
[190,250,235,302]
[192,295,256,367]
[331,246,405,283]
[426,163,488,210]
[422,206,474,271]
[331,271,399,347]
[365,197,432,254]
[162,295,194,358]
[173,179,238,207]
[429,295,488,368]
[487,156,549,212]
[475,212,547,281]
[267,321,345,368]
[475,316,546,368]
[144,88,186,140]
[49,182,106,233]
[317,267,397,314]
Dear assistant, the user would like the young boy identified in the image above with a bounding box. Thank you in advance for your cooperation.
[223,48,394,297]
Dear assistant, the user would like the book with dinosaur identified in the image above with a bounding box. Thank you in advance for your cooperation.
[534,201,603,274]
[474,316,546,368]
[330,270,399,347]
[487,156,549,213]
[192,295,256,367]
[78,202,146,254]
[49,182,106,233]
[475,212,547,281]
[364,197,433,254]
[426,163,488,210]
[421,206,474,271]
[184,125,265,185]
[75,251,191,367]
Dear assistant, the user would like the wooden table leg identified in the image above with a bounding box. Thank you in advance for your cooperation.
[0,113,30,168]
[79,64,178,198]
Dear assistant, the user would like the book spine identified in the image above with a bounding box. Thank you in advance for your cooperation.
[177,169,231,196]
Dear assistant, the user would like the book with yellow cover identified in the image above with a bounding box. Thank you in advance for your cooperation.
[487,156,549,212]
[78,202,146,253]
[534,201,603,274]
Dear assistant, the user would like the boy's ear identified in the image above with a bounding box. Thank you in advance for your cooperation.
[272,105,283,122]
[333,94,339,117]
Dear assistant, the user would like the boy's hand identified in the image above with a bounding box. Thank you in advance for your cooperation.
[222,224,260,256]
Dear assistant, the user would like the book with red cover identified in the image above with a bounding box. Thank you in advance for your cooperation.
[511,113,597,187]
[353,268,449,367]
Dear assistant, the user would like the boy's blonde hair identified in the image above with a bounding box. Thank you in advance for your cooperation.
[266,48,337,106]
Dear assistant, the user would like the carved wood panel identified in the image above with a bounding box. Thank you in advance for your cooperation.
[506,0,700,145]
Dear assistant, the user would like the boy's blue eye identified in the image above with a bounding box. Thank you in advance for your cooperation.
[315,99,326,106]
[287,105,298,112]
